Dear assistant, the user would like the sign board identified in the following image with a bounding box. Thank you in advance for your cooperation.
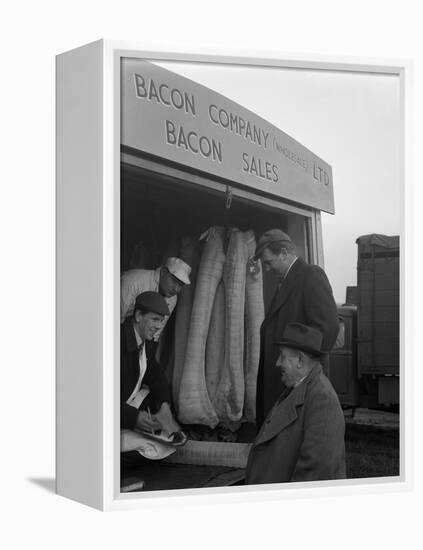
[121,58,335,214]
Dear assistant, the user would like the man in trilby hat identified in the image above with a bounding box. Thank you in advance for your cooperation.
[245,322,346,485]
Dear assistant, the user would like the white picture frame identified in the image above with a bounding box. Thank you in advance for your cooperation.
[56,40,412,511]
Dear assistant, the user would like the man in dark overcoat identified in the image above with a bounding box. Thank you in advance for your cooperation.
[254,229,339,428]
[246,322,346,484]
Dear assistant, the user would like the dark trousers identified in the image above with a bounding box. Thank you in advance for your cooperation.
[121,449,152,475]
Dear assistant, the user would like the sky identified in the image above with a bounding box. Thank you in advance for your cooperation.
[154,60,401,303]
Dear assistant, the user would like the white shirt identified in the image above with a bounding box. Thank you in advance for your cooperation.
[120,267,177,339]
[126,327,150,409]
[284,256,298,279]
[293,374,307,388]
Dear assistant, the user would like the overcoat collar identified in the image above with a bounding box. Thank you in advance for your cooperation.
[255,363,322,445]
[267,257,306,317]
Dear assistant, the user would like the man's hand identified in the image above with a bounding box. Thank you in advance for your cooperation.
[134,410,161,432]
[155,402,180,435]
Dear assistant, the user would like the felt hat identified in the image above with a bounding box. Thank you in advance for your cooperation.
[275,322,324,357]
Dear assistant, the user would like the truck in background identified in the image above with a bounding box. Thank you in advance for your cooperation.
[328,234,400,409]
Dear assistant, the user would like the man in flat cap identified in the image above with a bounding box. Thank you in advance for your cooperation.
[121,291,185,468]
[120,257,192,341]
[254,229,339,429]
[245,323,346,484]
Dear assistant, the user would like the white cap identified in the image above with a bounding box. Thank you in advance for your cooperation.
[165,257,191,285]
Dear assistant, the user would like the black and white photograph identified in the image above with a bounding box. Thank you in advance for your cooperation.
[4,0,422,547]
[118,57,401,493]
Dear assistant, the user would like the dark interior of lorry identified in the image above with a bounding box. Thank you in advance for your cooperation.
[121,160,312,313]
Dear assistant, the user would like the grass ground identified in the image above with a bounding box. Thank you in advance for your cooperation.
[345,423,399,478]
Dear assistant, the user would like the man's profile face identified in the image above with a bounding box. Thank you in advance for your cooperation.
[276,346,301,388]
[261,248,286,275]
[159,268,184,298]
[135,311,165,341]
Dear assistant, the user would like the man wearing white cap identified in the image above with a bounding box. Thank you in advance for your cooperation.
[120,257,191,340]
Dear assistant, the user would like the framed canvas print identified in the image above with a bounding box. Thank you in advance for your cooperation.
[56,40,411,511]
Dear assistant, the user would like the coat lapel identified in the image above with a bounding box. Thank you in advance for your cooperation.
[267,258,304,318]
[254,365,322,445]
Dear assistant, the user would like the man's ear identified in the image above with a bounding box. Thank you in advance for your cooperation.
[297,351,304,368]
[134,310,142,323]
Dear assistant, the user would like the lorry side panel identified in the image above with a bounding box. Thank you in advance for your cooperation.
[356,235,399,377]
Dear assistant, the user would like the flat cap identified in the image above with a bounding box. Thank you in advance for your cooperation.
[254,229,293,260]
[134,291,170,316]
